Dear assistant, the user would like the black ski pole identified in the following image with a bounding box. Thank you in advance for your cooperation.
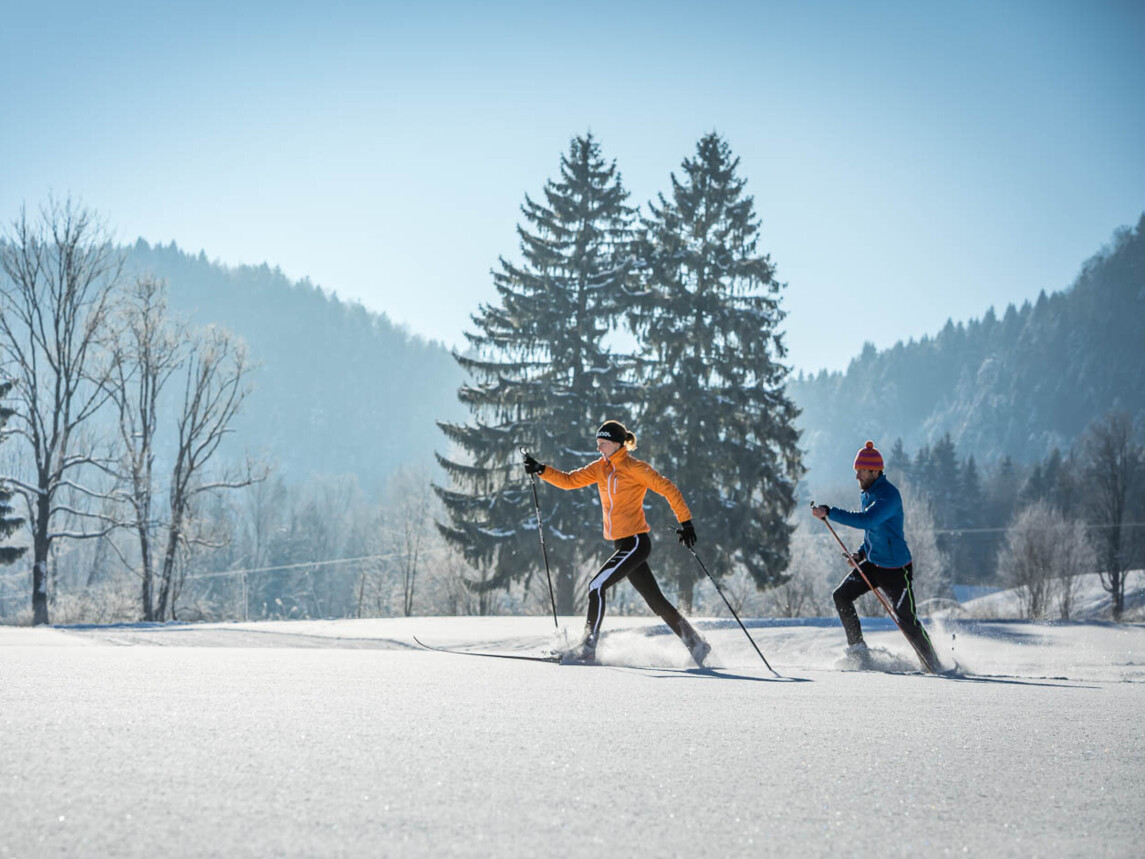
[671,527,779,676]
[521,446,558,628]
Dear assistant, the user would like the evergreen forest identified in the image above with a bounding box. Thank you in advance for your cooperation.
[792,214,1145,479]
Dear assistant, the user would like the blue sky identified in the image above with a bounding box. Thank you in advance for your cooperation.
[2,0,1142,374]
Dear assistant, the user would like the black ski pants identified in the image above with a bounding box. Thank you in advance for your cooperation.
[582,532,697,646]
[833,561,939,671]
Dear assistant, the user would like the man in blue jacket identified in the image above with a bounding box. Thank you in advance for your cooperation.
[811,441,940,672]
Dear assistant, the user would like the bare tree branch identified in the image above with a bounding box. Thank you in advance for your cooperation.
[0,196,125,623]
[47,524,118,541]
[155,323,260,620]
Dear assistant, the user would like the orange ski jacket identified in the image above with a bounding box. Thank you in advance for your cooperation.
[539,447,692,541]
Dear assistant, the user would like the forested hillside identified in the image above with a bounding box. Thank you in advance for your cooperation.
[126,212,1145,495]
[791,214,1145,479]
[125,212,1145,496]
[125,240,465,491]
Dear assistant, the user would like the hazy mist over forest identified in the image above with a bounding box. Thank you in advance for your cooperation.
[124,239,466,493]
[793,213,1145,484]
[126,214,1145,491]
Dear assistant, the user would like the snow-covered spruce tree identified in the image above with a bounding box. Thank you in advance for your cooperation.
[436,134,637,614]
[630,132,803,610]
[0,381,28,567]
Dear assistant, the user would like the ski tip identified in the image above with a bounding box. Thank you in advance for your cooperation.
[413,635,563,663]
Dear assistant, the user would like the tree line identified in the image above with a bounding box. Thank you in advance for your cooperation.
[791,213,1145,480]
[4,154,1138,626]
[0,199,258,623]
[759,410,1143,624]
[882,413,1144,619]
[0,199,491,626]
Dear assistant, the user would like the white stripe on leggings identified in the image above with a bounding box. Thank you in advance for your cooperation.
[586,534,646,639]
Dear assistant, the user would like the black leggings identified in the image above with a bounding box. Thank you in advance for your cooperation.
[583,532,690,643]
[833,561,938,670]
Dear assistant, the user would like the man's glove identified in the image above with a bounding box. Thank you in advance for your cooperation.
[523,453,546,475]
[676,520,697,549]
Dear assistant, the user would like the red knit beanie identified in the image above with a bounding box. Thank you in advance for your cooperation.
[853,440,884,471]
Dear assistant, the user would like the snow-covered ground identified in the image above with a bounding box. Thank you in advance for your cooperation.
[2,613,1143,858]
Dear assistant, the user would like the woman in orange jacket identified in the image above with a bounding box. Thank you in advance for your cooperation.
[523,420,711,666]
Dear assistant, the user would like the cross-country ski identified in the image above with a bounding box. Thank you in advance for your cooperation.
[413,635,562,663]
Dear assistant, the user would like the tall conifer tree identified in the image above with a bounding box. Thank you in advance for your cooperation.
[436,134,637,613]
[632,133,803,609]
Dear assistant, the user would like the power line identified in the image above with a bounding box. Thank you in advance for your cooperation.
[183,551,402,582]
[0,551,404,593]
[933,522,1145,536]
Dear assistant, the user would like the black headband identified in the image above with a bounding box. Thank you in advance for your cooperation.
[596,421,627,443]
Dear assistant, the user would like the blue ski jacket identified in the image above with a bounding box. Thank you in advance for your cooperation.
[826,474,913,568]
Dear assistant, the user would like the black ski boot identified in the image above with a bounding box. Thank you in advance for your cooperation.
[679,620,711,667]
[561,636,597,665]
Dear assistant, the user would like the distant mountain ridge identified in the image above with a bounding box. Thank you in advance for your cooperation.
[125,213,1145,492]
[790,213,1145,480]
[126,240,465,491]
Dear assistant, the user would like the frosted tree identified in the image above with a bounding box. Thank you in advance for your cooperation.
[630,132,803,610]
[901,485,950,604]
[383,465,435,617]
[436,134,637,613]
[998,500,1094,620]
[771,514,836,618]
[0,198,124,624]
[1081,411,1141,620]
[105,275,185,620]
[155,325,258,620]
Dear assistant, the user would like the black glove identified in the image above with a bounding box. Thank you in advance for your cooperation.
[676,520,697,549]
[523,453,546,475]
